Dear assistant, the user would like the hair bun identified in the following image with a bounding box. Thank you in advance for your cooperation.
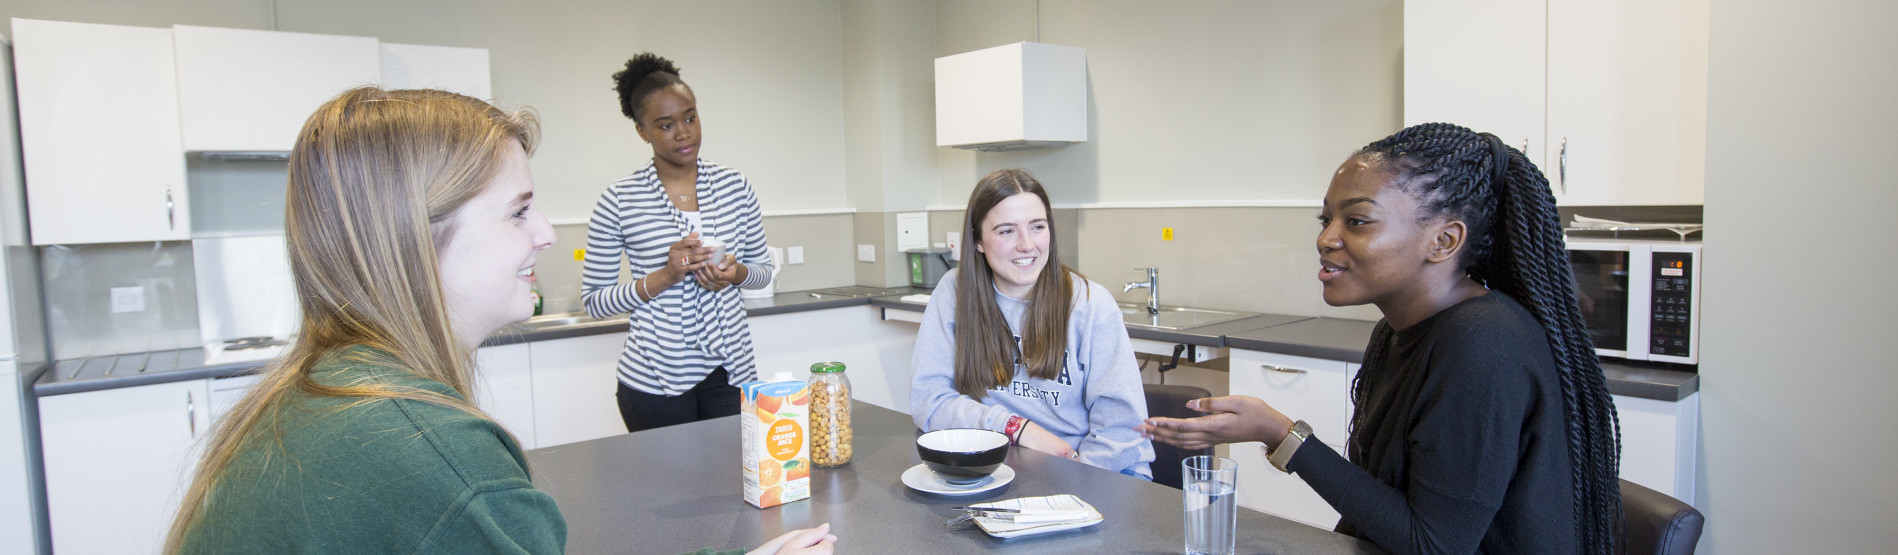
[613,53,685,120]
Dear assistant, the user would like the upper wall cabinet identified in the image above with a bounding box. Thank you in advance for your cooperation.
[13,19,191,245]
[1406,0,1709,206]
[380,43,491,100]
[172,26,381,152]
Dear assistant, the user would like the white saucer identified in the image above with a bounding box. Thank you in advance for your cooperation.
[901,463,1014,496]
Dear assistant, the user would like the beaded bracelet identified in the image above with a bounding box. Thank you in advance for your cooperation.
[1004,416,1028,445]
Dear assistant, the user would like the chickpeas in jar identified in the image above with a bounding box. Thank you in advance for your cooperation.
[807,362,853,467]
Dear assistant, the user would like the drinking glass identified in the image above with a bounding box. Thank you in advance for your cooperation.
[1183,455,1238,555]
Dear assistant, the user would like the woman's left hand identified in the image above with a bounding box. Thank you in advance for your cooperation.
[1017,421,1080,461]
[1137,395,1295,450]
[694,255,742,290]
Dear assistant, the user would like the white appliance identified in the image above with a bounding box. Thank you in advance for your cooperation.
[1565,238,1702,365]
[740,246,785,299]
[0,33,54,555]
[934,42,1087,151]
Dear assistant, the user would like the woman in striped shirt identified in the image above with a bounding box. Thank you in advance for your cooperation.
[583,53,776,433]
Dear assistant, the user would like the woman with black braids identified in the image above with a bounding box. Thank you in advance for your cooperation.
[1140,123,1621,554]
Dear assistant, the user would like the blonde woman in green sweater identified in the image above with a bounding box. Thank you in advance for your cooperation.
[165,87,834,555]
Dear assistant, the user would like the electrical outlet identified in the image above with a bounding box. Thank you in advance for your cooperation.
[110,286,145,313]
[787,246,804,264]
[857,244,875,262]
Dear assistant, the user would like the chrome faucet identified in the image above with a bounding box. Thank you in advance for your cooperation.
[1123,267,1159,314]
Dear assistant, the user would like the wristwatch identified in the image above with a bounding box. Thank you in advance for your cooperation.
[1267,420,1312,473]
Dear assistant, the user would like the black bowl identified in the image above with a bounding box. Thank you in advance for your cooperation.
[916,428,1009,483]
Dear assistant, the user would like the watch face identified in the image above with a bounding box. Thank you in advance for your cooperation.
[1293,420,1313,440]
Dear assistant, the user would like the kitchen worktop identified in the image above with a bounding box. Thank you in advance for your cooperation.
[33,286,1698,402]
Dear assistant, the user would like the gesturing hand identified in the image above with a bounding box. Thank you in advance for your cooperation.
[1136,395,1297,451]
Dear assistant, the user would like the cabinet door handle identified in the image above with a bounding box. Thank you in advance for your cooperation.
[1558,138,1568,195]
[166,186,176,231]
[186,391,197,438]
[1262,364,1307,374]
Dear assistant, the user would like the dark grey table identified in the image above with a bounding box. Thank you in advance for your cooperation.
[527,401,1381,554]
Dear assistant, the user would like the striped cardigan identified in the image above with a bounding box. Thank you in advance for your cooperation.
[581,159,773,395]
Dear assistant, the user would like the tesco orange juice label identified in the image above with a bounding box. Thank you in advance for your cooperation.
[742,376,810,508]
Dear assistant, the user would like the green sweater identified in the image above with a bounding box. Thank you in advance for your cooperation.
[181,346,743,555]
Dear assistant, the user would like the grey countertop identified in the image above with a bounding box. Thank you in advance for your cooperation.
[34,286,1698,402]
[527,400,1382,554]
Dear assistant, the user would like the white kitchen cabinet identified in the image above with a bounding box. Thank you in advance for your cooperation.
[39,378,211,554]
[1615,392,1699,504]
[751,305,920,413]
[12,19,191,245]
[1405,0,1708,206]
[380,43,491,100]
[1403,0,1548,171]
[1545,0,1708,206]
[173,25,380,152]
[475,343,537,449]
[1228,349,1352,529]
[528,334,627,448]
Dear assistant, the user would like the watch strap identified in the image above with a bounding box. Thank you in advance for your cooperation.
[1268,420,1312,473]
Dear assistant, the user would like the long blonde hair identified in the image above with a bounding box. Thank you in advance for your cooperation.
[164,87,540,552]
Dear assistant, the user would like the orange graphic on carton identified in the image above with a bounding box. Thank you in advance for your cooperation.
[742,375,811,509]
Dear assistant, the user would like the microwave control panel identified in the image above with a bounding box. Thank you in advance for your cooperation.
[1649,252,1695,357]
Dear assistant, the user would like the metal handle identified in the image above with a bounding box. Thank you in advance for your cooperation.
[186,391,197,438]
[1558,138,1568,195]
[1263,364,1308,374]
[166,186,176,230]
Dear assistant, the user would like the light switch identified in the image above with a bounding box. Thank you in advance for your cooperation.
[857,244,875,262]
[110,286,145,313]
[787,246,804,264]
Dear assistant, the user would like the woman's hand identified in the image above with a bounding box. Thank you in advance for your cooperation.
[1137,395,1296,450]
[748,523,836,555]
[694,254,743,290]
[1016,421,1079,461]
[662,233,712,282]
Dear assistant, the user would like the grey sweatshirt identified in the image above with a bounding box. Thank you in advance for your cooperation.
[910,268,1155,479]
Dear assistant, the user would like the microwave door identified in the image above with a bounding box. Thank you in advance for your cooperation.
[1571,246,1632,360]
[1624,245,1653,361]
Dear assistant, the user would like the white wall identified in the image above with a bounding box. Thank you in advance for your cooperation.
[932,0,1403,207]
[1698,0,1898,551]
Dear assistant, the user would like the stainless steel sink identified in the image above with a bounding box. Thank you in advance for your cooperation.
[519,313,598,328]
[1118,303,1255,331]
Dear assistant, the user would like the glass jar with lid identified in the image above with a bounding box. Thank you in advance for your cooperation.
[807,361,852,467]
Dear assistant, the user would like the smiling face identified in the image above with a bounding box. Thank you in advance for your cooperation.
[1315,155,1442,309]
[634,85,700,170]
[437,141,556,348]
[975,192,1052,300]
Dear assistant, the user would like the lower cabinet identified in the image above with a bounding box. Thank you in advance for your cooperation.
[1614,392,1699,503]
[752,305,920,413]
[527,334,629,448]
[39,378,212,554]
[475,343,538,449]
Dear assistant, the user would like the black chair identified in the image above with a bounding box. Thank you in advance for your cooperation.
[1143,383,1214,489]
[1620,479,1704,555]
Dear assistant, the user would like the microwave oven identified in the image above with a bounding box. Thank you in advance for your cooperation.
[1565,238,1701,365]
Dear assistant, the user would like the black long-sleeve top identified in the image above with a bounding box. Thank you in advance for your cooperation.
[1286,293,1577,554]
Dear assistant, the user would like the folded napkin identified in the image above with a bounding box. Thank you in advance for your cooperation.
[899,294,932,304]
[970,494,1104,538]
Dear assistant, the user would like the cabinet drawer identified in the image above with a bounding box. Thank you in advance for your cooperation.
[1229,349,1352,444]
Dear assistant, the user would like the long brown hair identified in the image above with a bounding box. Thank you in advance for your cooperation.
[164,87,540,553]
[953,169,1082,398]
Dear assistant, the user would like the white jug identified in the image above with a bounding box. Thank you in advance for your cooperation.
[741,246,784,299]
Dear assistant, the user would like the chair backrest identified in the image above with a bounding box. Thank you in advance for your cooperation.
[1142,384,1213,489]
[1620,478,1704,555]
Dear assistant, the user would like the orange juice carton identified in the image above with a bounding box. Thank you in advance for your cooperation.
[742,372,811,508]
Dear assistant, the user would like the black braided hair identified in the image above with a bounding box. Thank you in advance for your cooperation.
[611,52,688,122]
[1348,122,1622,554]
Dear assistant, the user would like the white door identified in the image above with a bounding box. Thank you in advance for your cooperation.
[172,25,381,152]
[0,361,36,555]
[1403,0,1548,169]
[1227,349,1351,529]
[1546,0,1709,205]
[476,343,537,449]
[40,378,211,554]
[528,334,629,447]
[12,19,190,245]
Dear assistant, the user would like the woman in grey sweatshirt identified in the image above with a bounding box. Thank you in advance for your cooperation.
[909,169,1154,479]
